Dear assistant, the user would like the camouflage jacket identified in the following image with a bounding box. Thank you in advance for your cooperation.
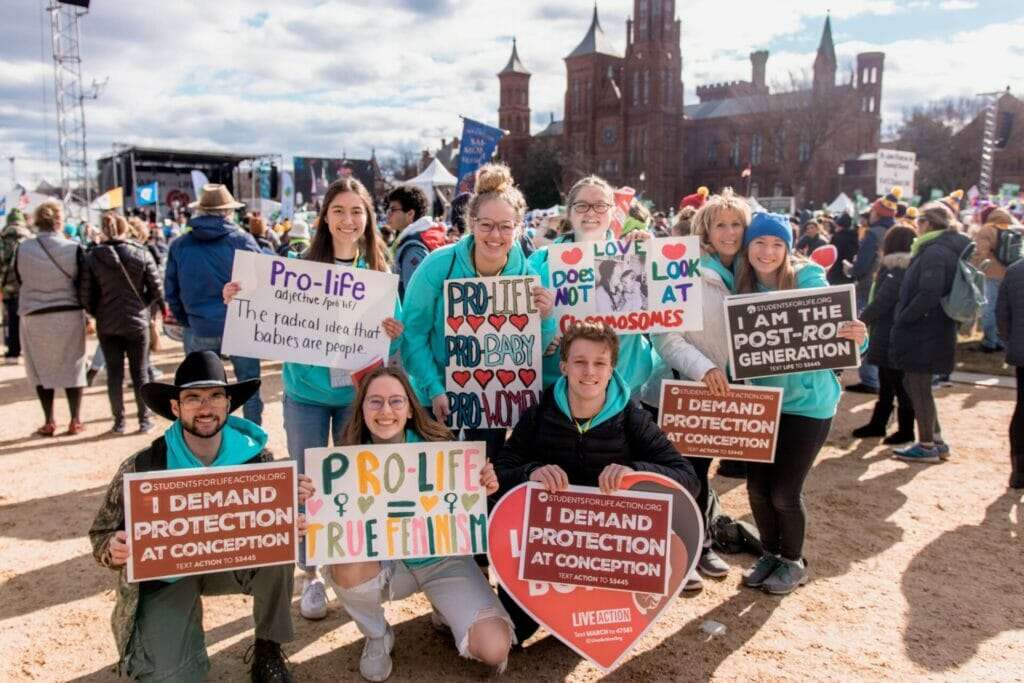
[88,435,273,670]
[0,223,32,297]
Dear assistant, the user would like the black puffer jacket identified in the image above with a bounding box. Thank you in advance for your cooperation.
[890,230,971,375]
[493,387,699,498]
[997,259,1024,367]
[80,240,164,338]
[860,251,911,368]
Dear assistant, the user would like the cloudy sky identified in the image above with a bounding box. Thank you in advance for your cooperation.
[3,0,1023,186]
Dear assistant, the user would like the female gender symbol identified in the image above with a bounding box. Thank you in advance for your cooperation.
[333,493,349,517]
[443,492,458,514]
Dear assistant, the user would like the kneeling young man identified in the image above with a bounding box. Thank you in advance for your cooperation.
[492,320,699,641]
[89,351,294,682]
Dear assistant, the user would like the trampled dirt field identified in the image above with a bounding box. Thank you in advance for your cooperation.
[1,340,1021,681]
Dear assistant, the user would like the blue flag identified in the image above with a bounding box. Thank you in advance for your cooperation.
[456,118,504,194]
[135,181,159,207]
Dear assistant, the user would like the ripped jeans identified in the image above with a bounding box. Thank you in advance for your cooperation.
[326,556,514,664]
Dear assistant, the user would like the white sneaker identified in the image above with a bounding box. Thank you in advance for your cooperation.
[359,627,394,682]
[299,578,328,620]
[682,569,704,592]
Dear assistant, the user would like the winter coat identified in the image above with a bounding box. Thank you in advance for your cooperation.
[80,240,164,338]
[88,435,272,673]
[493,372,699,498]
[15,232,84,315]
[851,217,894,299]
[394,217,447,300]
[974,223,1010,280]
[0,222,32,297]
[164,215,261,337]
[859,251,911,368]
[997,259,1024,367]
[827,228,859,285]
[890,230,971,375]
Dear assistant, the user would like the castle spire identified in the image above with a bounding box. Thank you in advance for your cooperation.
[499,37,530,75]
[567,4,621,59]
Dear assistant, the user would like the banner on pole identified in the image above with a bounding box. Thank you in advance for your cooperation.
[123,462,298,583]
[303,441,489,565]
[135,181,159,207]
[456,118,504,193]
[280,170,295,219]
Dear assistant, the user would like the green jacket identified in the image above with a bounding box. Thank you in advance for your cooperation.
[0,223,32,297]
[88,436,273,672]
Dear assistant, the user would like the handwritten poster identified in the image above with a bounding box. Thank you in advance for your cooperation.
[725,284,859,380]
[518,485,673,595]
[222,251,398,370]
[547,236,703,335]
[444,276,542,430]
[303,442,489,565]
[123,462,298,583]
[658,380,782,463]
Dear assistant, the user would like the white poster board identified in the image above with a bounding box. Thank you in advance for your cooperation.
[876,149,916,197]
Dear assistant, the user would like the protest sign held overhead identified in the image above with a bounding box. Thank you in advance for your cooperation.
[444,275,542,430]
[222,251,398,371]
[123,462,298,583]
[518,485,673,595]
[547,236,703,335]
[724,284,860,380]
[489,472,702,673]
[303,442,488,565]
[658,380,783,463]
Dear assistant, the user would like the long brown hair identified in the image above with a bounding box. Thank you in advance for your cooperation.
[735,250,803,293]
[341,366,453,445]
[306,177,390,272]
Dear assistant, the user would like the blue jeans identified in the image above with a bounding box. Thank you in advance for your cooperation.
[981,277,1003,349]
[856,288,879,389]
[183,329,263,425]
[283,394,353,571]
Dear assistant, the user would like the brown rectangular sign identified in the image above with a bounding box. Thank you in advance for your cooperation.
[123,462,298,582]
[658,380,783,463]
[518,485,673,595]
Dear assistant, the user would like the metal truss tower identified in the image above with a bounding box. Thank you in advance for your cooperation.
[976,91,1003,197]
[47,1,92,212]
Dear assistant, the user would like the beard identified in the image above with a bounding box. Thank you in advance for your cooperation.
[180,413,226,439]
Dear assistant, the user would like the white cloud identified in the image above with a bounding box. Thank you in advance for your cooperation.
[939,0,979,10]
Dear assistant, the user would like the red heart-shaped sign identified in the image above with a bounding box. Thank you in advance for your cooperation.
[509,314,530,331]
[473,369,494,390]
[518,368,537,387]
[447,316,464,333]
[466,315,486,332]
[661,242,687,260]
[496,369,516,387]
[451,370,471,387]
[561,247,583,265]
[489,473,703,672]
[488,314,507,332]
[810,244,838,269]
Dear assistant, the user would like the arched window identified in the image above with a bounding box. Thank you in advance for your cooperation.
[729,137,740,167]
[871,67,878,84]
[751,134,763,166]
[643,69,651,105]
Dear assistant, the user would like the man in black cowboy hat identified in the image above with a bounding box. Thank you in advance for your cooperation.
[165,183,265,424]
[88,351,294,682]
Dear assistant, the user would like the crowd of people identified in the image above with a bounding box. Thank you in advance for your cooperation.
[1,163,1022,682]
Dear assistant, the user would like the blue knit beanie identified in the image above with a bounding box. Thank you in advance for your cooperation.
[743,212,793,251]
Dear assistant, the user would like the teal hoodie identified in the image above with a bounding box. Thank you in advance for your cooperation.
[283,257,403,408]
[552,368,630,430]
[400,235,557,405]
[701,253,735,291]
[528,234,654,397]
[748,262,866,419]
[165,415,268,470]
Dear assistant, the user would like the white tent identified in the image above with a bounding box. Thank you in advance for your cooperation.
[402,158,457,200]
[827,192,855,216]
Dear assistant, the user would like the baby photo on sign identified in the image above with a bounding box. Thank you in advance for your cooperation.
[595,254,648,313]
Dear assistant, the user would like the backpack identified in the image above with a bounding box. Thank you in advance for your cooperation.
[995,226,1023,267]
[940,242,987,324]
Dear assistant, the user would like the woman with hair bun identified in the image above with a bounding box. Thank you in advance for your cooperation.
[400,163,555,459]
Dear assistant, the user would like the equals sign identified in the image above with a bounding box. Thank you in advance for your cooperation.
[386,501,416,518]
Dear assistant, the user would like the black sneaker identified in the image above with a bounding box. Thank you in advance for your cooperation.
[882,431,915,446]
[844,383,878,395]
[246,639,293,683]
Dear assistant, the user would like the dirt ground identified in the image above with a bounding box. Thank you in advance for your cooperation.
[1,339,1021,682]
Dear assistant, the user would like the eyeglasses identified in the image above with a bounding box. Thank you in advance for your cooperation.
[571,201,613,215]
[474,219,517,235]
[178,393,229,409]
[365,395,408,412]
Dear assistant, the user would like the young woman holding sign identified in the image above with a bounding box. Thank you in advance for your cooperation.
[224,177,403,621]
[640,188,750,585]
[296,366,514,681]
[527,175,655,396]
[400,164,555,458]
[733,213,867,594]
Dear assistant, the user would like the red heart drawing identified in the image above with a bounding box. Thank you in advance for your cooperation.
[447,316,465,333]
[306,497,324,516]
[466,315,486,332]
[473,369,494,390]
[561,247,583,265]
[488,314,507,332]
[451,370,471,387]
[810,244,838,269]
[488,473,702,672]
[518,369,537,386]
[496,369,516,387]
[509,314,530,331]
[661,242,687,260]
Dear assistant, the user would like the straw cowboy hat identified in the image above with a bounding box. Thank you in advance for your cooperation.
[141,351,260,421]
[189,183,245,210]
